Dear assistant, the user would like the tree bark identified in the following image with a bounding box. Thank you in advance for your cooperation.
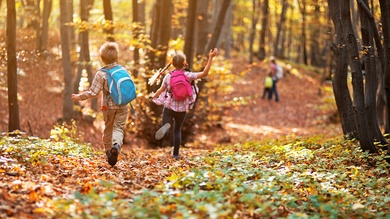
[60,0,74,122]
[379,0,390,158]
[184,0,197,70]
[340,0,377,153]
[298,0,308,65]
[328,0,357,139]
[132,0,140,77]
[7,0,20,131]
[206,0,231,52]
[196,0,209,58]
[103,0,114,41]
[358,0,387,144]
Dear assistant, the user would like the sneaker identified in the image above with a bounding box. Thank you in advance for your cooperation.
[155,123,171,140]
[172,154,179,159]
[108,143,120,167]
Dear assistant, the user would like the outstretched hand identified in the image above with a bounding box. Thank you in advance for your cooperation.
[71,94,80,102]
[209,48,219,58]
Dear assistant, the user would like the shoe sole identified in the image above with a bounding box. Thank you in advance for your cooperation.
[155,123,171,140]
[108,146,118,166]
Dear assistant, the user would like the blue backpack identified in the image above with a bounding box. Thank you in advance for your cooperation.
[101,65,136,106]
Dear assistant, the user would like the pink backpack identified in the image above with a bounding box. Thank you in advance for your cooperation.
[170,70,193,101]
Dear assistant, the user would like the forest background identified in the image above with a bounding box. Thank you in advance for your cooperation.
[1,0,390,218]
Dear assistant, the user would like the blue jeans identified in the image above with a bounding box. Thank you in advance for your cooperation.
[162,108,187,156]
[268,79,279,102]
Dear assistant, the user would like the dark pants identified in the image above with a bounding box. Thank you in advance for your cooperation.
[268,79,279,102]
[162,108,187,156]
[262,88,272,99]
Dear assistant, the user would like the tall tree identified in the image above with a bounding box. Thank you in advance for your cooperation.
[74,0,96,111]
[298,0,308,65]
[309,2,321,66]
[206,0,231,52]
[37,0,52,51]
[103,0,114,41]
[184,0,197,70]
[60,0,74,122]
[196,0,209,58]
[7,0,20,131]
[358,0,387,144]
[274,0,287,58]
[379,0,390,157]
[157,0,173,68]
[249,0,258,64]
[258,0,269,60]
[339,0,377,153]
[328,0,357,139]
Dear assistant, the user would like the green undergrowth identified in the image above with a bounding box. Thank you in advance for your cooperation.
[46,136,390,219]
[0,123,94,166]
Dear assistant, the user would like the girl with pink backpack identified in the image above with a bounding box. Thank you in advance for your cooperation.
[151,48,219,159]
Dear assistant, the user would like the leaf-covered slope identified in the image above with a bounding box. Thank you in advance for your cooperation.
[1,128,389,219]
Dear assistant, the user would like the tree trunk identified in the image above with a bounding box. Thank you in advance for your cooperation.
[184,0,197,70]
[60,0,74,122]
[328,0,357,139]
[309,2,321,66]
[103,0,114,41]
[274,0,287,58]
[206,0,231,52]
[196,0,209,58]
[379,0,390,158]
[358,0,387,144]
[157,0,173,68]
[340,0,377,153]
[298,0,308,65]
[249,0,258,64]
[37,0,52,51]
[223,1,233,59]
[258,0,269,61]
[7,0,20,131]
[132,0,140,77]
[75,0,96,111]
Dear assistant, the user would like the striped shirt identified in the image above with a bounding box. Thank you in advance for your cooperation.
[78,62,128,110]
[161,71,198,112]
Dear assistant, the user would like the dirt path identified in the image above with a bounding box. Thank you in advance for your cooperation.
[214,58,341,144]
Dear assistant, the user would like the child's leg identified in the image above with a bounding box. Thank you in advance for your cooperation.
[172,111,186,157]
[103,110,115,151]
[156,108,174,140]
[112,108,128,151]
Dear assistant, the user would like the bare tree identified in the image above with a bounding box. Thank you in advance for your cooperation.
[7,0,20,131]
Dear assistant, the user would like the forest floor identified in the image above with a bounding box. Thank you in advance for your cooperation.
[0,52,360,219]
